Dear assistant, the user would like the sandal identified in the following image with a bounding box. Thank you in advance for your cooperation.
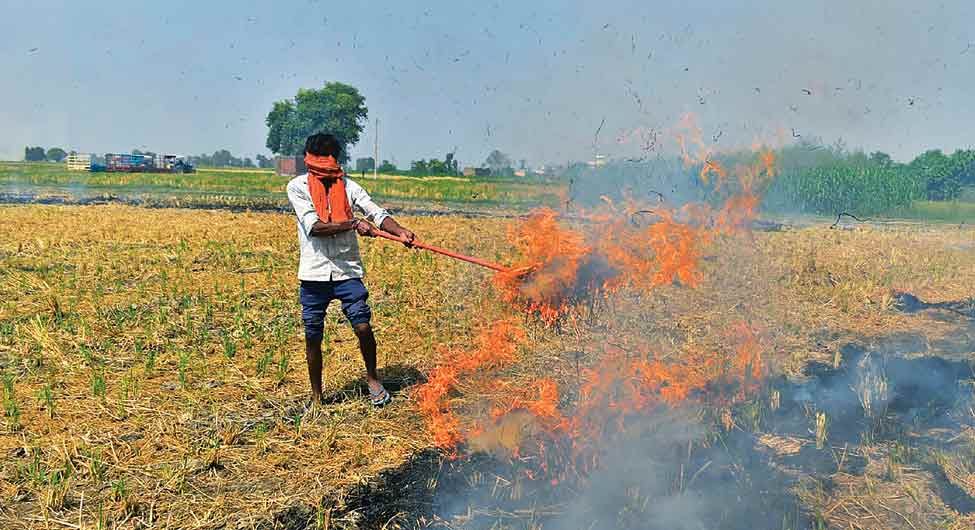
[369,385,391,407]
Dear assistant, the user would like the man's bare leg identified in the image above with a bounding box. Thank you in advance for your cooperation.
[305,337,324,403]
[353,323,382,394]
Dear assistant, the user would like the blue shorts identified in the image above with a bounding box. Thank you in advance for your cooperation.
[299,279,372,340]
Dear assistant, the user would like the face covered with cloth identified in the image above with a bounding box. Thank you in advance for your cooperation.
[304,153,354,223]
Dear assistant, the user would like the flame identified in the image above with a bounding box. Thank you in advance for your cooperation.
[417,116,778,486]
[493,199,713,320]
[713,148,776,233]
[701,158,728,185]
[467,323,767,479]
[675,112,728,186]
[415,319,526,450]
[492,208,595,323]
[598,205,707,293]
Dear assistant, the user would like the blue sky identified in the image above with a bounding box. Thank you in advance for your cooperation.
[2,0,974,165]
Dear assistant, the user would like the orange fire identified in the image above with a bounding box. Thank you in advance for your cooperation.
[675,112,729,186]
[456,323,767,480]
[560,325,766,471]
[713,148,776,233]
[492,208,593,323]
[416,117,777,485]
[493,198,717,322]
[415,319,527,450]
[597,204,707,294]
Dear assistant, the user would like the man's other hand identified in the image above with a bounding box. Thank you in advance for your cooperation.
[378,217,416,247]
[397,227,416,247]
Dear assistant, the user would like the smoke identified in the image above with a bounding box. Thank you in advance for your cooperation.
[552,335,975,528]
[563,157,707,211]
[404,328,974,529]
[786,335,975,445]
[553,409,711,529]
[546,407,811,530]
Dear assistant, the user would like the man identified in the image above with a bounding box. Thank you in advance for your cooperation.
[286,133,415,406]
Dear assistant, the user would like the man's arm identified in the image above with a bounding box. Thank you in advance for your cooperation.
[347,179,415,245]
[353,216,415,242]
[310,219,356,237]
[379,217,415,242]
[287,180,356,238]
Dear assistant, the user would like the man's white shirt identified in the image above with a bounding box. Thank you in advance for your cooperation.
[286,174,390,281]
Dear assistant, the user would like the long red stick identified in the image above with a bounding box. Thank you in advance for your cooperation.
[373,228,512,273]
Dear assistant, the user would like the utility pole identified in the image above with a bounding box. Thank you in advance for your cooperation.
[373,118,379,179]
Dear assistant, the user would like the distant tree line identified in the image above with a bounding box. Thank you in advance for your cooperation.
[908,148,975,200]
[24,146,68,162]
[185,150,274,169]
[402,150,520,177]
[564,139,975,216]
[353,156,458,177]
[409,153,460,176]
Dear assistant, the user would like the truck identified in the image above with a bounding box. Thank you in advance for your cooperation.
[87,153,195,173]
[153,154,195,173]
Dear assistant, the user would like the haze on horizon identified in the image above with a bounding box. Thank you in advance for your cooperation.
[1,0,973,168]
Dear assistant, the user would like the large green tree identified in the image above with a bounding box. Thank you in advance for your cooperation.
[265,82,368,161]
[45,147,67,162]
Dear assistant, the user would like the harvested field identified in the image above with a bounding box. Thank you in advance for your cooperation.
[1,204,974,529]
[0,205,513,528]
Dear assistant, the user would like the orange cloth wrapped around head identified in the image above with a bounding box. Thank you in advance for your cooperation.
[304,153,353,223]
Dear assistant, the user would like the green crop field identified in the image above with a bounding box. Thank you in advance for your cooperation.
[0,162,563,210]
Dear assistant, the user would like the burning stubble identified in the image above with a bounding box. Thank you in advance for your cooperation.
[402,120,968,527]
[414,135,778,489]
